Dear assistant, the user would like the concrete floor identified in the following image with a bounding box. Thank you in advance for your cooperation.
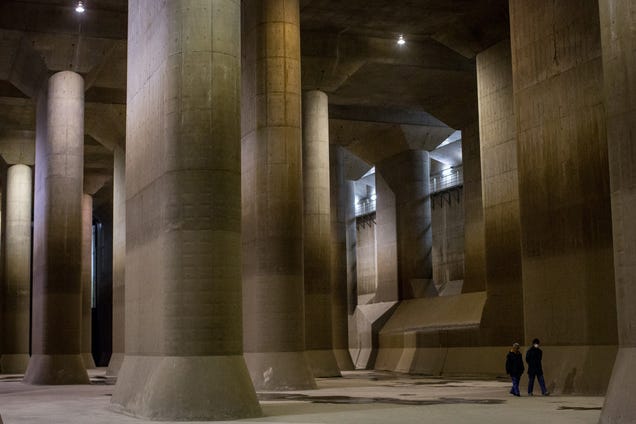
[0,370,603,424]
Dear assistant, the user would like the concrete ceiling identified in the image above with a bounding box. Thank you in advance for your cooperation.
[0,0,509,191]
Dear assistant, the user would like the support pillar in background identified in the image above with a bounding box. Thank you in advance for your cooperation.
[106,146,124,377]
[80,194,95,369]
[599,0,636,421]
[24,71,89,385]
[476,39,524,345]
[510,0,617,393]
[1,164,32,373]
[111,1,261,419]
[241,0,316,390]
[329,145,355,370]
[302,90,340,377]
[460,113,486,293]
[376,150,434,299]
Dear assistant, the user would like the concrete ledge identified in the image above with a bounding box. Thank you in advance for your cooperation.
[111,355,261,420]
[244,351,317,390]
[23,354,90,385]
[306,349,341,377]
[0,353,29,374]
[600,347,636,423]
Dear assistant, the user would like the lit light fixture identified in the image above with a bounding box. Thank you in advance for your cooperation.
[397,34,406,46]
[75,1,85,13]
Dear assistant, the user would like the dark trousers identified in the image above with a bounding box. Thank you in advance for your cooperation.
[510,375,521,396]
[528,373,547,394]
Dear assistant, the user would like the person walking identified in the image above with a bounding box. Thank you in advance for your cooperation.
[526,338,550,396]
[505,342,524,397]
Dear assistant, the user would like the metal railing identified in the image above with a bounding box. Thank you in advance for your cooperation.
[430,167,463,193]
[353,166,463,217]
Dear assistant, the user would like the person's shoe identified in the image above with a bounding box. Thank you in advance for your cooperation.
[542,392,550,396]
[514,393,520,397]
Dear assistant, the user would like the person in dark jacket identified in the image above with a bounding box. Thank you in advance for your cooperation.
[526,338,549,396]
[505,342,524,396]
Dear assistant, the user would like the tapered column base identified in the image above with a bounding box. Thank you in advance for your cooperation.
[600,347,636,424]
[244,351,317,390]
[23,354,90,385]
[81,353,96,369]
[0,354,30,374]
[306,349,341,377]
[111,355,261,421]
[105,352,124,378]
[333,349,355,371]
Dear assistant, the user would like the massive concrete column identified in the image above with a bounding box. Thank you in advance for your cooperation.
[599,0,636,421]
[106,146,124,377]
[476,40,524,345]
[1,164,32,373]
[510,0,617,393]
[111,1,261,420]
[80,194,95,369]
[376,150,434,299]
[302,90,340,377]
[329,146,355,370]
[242,0,316,390]
[24,71,89,385]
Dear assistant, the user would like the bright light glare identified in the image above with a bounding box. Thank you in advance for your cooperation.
[371,194,377,201]
[442,167,454,177]
[75,1,85,13]
[397,35,406,45]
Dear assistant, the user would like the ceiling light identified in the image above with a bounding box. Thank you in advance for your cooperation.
[75,1,85,13]
[397,34,406,46]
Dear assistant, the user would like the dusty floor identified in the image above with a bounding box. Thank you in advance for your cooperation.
[0,369,603,423]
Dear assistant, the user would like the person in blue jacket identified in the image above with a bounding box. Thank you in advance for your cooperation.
[526,338,550,396]
[505,342,524,396]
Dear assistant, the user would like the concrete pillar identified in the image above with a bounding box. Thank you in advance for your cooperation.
[302,90,340,377]
[0,164,32,373]
[510,0,617,393]
[24,71,89,385]
[598,0,636,421]
[476,40,524,345]
[374,170,398,302]
[460,117,487,293]
[376,150,434,299]
[80,194,95,369]
[106,146,124,377]
[0,168,5,372]
[345,180,358,316]
[241,0,316,390]
[329,145,355,370]
[111,1,261,420]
